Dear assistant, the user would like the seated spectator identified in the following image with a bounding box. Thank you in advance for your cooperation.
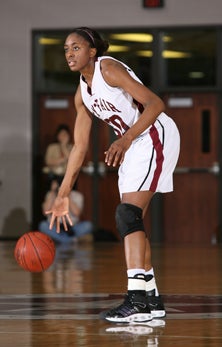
[43,124,72,185]
[39,179,93,243]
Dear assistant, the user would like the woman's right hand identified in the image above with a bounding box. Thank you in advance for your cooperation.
[45,196,73,233]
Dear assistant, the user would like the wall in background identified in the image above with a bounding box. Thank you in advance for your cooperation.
[0,0,221,237]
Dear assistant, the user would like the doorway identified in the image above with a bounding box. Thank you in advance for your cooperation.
[35,92,220,244]
[162,92,220,244]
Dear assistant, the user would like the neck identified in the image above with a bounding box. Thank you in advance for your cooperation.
[81,59,96,87]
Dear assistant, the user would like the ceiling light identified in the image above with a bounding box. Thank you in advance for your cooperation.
[162,50,191,58]
[38,38,63,45]
[136,50,153,57]
[109,33,153,42]
[108,45,130,52]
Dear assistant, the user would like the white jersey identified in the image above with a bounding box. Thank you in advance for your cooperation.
[80,56,180,195]
[80,56,149,137]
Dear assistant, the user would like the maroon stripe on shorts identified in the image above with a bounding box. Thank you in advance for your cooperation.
[149,124,164,192]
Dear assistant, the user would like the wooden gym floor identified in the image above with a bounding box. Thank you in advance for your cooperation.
[0,240,222,347]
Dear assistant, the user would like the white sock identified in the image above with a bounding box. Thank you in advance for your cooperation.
[127,268,145,292]
[127,268,145,278]
[145,268,159,296]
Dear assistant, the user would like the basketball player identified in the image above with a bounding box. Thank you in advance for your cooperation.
[46,27,180,323]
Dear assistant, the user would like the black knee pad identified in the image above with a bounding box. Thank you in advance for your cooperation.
[115,203,145,239]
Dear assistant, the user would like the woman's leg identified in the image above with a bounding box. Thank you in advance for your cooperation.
[104,191,155,323]
[122,191,166,318]
[121,190,153,270]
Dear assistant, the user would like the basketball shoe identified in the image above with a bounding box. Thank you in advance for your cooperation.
[146,294,166,318]
[145,274,166,318]
[103,292,153,323]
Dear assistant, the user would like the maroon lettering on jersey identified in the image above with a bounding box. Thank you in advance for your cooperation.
[92,98,121,114]
[104,114,129,137]
[100,98,109,111]
[105,102,121,113]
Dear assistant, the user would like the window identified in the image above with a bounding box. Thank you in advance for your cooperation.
[33,29,153,92]
[161,28,217,87]
[33,27,217,92]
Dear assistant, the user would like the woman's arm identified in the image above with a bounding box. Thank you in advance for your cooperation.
[58,86,92,198]
[101,59,165,167]
[46,85,92,231]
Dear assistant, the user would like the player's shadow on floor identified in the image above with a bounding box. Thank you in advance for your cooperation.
[1,207,30,238]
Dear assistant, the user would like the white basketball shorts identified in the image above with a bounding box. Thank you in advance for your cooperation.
[118,112,180,197]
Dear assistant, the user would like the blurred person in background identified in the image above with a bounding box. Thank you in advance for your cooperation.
[39,179,93,244]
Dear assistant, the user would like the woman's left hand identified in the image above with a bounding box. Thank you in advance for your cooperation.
[104,136,132,167]
[45,196,73,233]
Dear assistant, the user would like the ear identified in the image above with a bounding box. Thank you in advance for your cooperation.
[89,47,97,58]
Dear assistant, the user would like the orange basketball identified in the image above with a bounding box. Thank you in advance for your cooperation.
[14,231,56,272]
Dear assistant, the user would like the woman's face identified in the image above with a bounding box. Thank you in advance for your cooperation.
[64,33,96,72]
[57,129,70,144]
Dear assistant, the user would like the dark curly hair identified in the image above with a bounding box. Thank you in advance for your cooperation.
[55,124,71,141]
[69,27,109,57]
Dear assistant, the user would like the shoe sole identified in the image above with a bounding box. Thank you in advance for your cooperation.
[151,310,166,318]
[105,312,152,323]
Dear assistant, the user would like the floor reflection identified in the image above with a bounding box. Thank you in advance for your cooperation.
[1,241,222,347]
